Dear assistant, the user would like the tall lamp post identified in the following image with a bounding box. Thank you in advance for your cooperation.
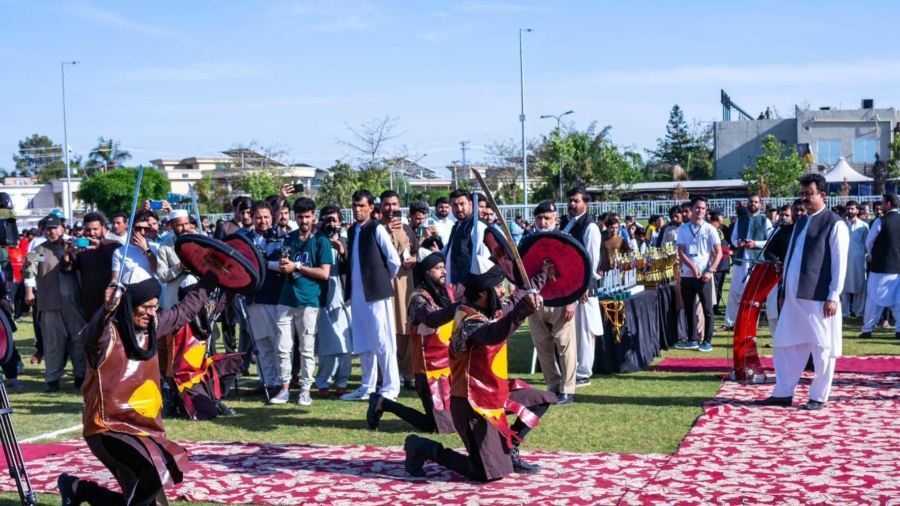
[61,61,79,220]
[519,28,533,206]
[540,110,574,202]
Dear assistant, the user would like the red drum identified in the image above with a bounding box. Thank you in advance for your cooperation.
[732,260,781,383]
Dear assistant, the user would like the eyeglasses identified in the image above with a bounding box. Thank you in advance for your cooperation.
[137,303,160,314]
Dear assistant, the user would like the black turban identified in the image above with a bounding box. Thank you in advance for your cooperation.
[416,251,451,309]
[464,263,505,315]
[116,278,162,361]
[127,278,162,308]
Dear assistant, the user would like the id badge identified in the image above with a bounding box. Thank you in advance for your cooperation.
[688,244,699,257]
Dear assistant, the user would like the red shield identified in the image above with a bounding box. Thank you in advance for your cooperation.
[518,231,591,306]
[175,235,261,294]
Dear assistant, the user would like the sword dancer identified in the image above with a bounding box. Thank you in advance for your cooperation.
[403,257,557,481]
[58,272,225,505]
[367,250,461,433]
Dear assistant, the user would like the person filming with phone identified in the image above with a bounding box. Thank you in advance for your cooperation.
[61,212,124,323]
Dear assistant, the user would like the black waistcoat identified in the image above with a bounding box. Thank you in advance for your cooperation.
[785,209,841,302]
[560,212,595,247]
[871,212,900,274]
[447,214,477,285]
[348,220,394,302]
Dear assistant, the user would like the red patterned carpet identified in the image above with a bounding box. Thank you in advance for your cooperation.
[651,354,900,374]
[4,356,900,505]
[0,440,667,505]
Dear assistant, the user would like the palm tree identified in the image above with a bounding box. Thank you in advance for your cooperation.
[87,137,131,176]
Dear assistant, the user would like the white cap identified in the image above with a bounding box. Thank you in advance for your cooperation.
[167,210,189,221]
[471,255,495,276]
[418,248,435,263]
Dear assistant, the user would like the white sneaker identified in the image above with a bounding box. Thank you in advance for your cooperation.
[341,389,370,402]
[297,389,312,406]
[269,388,290,405]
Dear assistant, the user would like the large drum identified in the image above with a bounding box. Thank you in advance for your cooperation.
[732,259,781,383]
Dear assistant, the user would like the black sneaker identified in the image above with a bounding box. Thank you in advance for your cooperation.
[575,378,591,387]
[57,473,79,506]
[73,377,84,388]
[510,446,541,474]
[367,393,383,430]
[217,401,237,417]
[46,380,60,393]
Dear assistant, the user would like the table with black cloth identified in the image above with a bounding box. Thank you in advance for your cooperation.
[593,283,680,374]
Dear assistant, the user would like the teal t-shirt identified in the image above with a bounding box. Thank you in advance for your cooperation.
[278,231,334,308]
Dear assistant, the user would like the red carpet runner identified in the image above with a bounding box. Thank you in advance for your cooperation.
[5,356,900,504]
[651,354,900,374]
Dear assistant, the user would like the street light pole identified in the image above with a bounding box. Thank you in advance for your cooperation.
[519,28,533,207]
[540,110,574,202]
[61,61,79,220]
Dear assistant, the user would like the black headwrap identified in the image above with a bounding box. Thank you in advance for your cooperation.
[116,278,162,361]
[464,264,505,315]
[416,251,451,309]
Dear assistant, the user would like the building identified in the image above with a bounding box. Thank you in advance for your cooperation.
[150,150,328,197]
[0,177,86,228]
[714,103,899,180]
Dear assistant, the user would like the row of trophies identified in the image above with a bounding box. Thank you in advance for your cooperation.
[598,243,679,298]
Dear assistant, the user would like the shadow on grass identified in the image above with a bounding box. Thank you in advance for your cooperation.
[573,393,711,407]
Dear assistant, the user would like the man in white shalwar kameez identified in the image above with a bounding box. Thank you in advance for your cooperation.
[341,190,402,402]
[859,194,900,340]
[756,174,849,411]
[841,201,868,318]
[560,187,603,386]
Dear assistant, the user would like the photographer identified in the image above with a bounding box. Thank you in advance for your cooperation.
[312,205,352,398]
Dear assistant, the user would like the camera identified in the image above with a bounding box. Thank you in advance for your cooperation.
[320,216,339,237]
[278,246,292,260]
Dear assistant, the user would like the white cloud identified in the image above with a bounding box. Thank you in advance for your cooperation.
[456,2,534,13]
[274,0,386,32]
[121,64,262,82]
[58,1,193,44]
[591,60,900,87]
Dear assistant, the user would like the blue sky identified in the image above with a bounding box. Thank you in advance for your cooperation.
[2,0,898,176]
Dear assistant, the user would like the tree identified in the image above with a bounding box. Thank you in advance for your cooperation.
[87,137,131,176]
[647,106,714,180]
[480,139,526,204]
[531,123,642,202]
[878,135,900,195]
[240,170,285,201]
[78,167,170,217]
[315,161,360,208]
[337,116,403,168]
[193,172,230,213]
[13,134,63,177]
[741,135,806,197]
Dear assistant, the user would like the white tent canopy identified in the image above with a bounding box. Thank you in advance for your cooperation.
[824,157,872,183]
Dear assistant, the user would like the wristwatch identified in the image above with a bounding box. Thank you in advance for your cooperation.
[144,248,153,257]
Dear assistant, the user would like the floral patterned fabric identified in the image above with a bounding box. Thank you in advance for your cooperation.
[6,356,900,505]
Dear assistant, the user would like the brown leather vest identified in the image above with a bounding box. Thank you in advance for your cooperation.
[449,305,509,419]
[82,323,165,439]
[409,289,454,378]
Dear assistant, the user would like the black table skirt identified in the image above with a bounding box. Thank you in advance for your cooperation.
[594,283,679,374]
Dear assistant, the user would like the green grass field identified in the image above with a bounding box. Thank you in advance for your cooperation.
[2,281,898,505]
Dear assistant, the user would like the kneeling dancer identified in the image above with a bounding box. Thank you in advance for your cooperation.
[368,250,462,433]
[160,283,242,420]
[404,257,556,481]
[58,273,223,505]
